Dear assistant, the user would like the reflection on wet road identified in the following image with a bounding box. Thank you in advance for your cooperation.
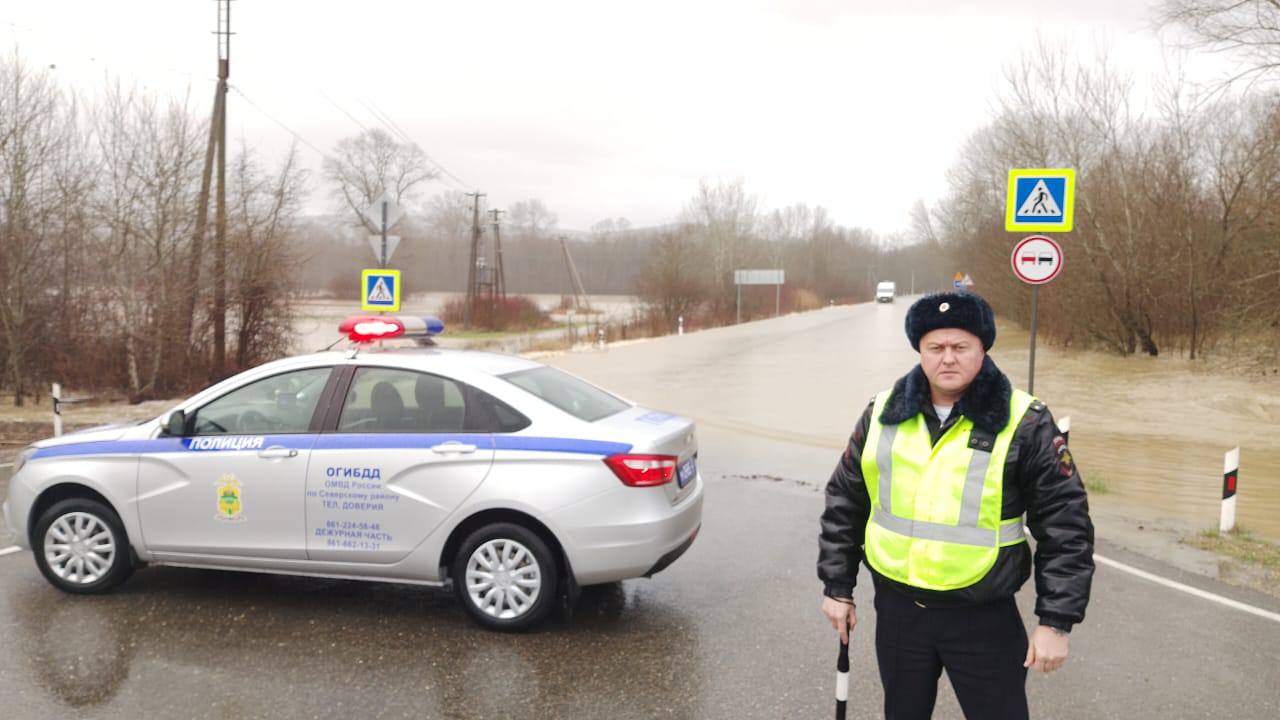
[3,471,1279,718]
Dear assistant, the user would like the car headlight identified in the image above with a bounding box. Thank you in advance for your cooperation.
[12,446,35,475]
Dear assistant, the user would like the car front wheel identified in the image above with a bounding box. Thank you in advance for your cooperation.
[33,498,133,594]
[452,522,559,632]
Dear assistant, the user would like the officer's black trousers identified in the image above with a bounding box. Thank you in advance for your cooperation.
[874,587,1029,720]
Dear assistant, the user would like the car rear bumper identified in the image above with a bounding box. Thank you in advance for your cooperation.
[553,474,704,586]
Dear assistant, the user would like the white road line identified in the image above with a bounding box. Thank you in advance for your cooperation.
[0,462,12,468]
[1096,552,1280,624]
[0,546,23,558]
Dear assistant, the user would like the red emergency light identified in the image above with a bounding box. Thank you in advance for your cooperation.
[338,316,446,343]
[339,316,405,342]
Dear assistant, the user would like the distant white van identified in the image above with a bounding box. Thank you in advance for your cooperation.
[876,281,896,303]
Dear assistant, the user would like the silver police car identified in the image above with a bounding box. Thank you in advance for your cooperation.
[2,317,703,631]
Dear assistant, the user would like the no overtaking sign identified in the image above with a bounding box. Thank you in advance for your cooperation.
[1011,236,1063,285]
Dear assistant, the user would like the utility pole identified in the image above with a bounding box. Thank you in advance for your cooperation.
[463,192,486,329]
[489,208,506,301]
[210,0,232,378]
[560,236,590,312]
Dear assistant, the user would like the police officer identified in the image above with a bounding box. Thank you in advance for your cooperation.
[818,292,1094,720]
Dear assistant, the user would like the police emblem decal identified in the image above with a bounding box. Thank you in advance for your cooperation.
[216,475,245,522]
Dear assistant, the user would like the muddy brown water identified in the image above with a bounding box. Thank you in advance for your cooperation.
[990,326,1280,543]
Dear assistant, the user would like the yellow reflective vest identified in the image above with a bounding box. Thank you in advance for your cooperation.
[860,388,1035,591]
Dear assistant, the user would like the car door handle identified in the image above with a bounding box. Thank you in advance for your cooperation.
[430,442,477,455]
[258,446,299,459]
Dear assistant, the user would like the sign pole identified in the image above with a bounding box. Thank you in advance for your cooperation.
[1028,285,1039,394]
[380,201,389,268]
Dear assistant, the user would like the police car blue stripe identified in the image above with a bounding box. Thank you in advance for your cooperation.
[30,435,318,460]
[30,434,631,460]
[493,436,631,456]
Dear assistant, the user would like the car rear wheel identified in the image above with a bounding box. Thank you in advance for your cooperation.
[452,522,558,632]
[33,498,133,594]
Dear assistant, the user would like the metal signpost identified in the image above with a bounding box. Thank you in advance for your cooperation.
[1006,168,1074,393]
[1010,235,1064,393]
[733,269,785,324]
[362,191,406,268]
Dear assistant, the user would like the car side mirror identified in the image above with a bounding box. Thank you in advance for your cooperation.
[165,410,187,437]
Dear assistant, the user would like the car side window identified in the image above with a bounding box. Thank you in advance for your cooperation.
[338,368,469,433]
[336,367,531,434]
[190,367,333,436]
[469,387,532,433]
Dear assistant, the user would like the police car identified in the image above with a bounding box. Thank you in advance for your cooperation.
[2,316,703,631]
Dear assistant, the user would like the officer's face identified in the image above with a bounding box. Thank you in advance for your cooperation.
[919,328,985,398]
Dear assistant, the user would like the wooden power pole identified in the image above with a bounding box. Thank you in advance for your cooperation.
[489,208,506,300]
[463,192,486,328]
[196,0,232,379]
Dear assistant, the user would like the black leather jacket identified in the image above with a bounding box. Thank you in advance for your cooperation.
[817,357,1095,630]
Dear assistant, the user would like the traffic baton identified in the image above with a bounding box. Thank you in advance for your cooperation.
[835,638,849,720]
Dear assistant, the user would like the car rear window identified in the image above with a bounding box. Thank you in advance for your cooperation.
[501,366,630,422]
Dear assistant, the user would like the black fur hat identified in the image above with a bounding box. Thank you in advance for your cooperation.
[905,292,996,350]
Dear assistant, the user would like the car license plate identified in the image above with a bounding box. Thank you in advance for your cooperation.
[677,457,697,488]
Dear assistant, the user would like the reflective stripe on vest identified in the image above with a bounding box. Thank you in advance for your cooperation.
[861,388,1035,591]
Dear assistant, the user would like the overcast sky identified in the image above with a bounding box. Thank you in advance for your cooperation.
[1,1,1235,236]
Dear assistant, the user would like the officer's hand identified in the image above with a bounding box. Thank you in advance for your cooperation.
[821,597,857,644]
[1023,625,1070,674]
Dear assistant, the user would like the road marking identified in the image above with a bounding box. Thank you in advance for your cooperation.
[0,462,12,468]
[1096,552,1280,624]
[0,546,23,558]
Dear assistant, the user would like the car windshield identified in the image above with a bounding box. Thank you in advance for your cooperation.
[500,366,630,422]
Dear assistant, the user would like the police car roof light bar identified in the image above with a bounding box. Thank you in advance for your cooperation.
[339,316,445,344]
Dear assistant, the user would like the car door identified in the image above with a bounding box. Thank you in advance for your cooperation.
[305,366,497,564]
[137,366,337,560]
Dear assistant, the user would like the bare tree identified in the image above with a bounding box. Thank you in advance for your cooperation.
[680,178,758,316]
[0,54,77,405]
[227,143,308,369]
[323,128,438,231]
[1160,0,1280,85]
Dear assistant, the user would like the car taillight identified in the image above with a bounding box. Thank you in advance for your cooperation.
[604,454,677,487]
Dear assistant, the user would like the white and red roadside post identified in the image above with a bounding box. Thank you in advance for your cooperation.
[1220,447,1240,533]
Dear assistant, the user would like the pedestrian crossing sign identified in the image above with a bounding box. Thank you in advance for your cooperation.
[1005,168,1075,233]
[361,269,401,312]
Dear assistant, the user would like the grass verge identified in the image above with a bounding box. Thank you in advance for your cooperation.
[1183,526,1280,596]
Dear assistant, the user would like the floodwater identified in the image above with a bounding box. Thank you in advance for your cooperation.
[291,293,641,353]
[549,300,1280,544]
[991,327,1280,543]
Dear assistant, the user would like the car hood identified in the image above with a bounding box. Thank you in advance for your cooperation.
[31,422,141,449]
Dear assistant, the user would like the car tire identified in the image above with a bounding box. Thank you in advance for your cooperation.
[33,498,134,594]
[452,522,559,632]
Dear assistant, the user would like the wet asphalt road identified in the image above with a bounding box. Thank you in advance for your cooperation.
[2,303,1279,718]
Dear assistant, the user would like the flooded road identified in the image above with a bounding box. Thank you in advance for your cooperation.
[3,301,1279,718]
[549,300,1280,543]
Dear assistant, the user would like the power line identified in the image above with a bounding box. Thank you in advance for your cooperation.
[321,90,372,133]
[358,98,475,192]
[230,85,331,159]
